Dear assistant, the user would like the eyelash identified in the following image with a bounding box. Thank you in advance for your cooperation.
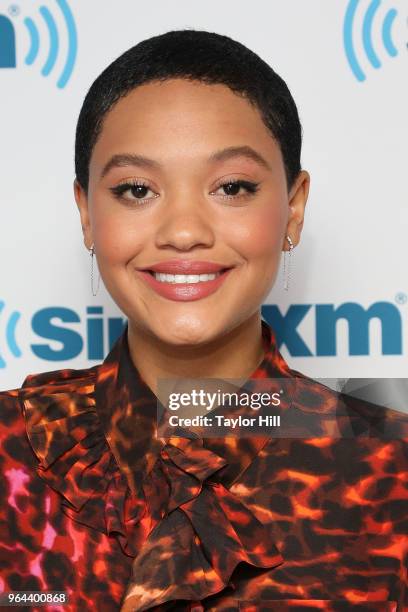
[109,178,260,206]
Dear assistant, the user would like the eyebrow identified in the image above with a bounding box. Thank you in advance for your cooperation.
[209,145,272,171]
[100,145,272,178]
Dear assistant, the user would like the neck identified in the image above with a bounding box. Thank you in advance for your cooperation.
[127,312,266,397]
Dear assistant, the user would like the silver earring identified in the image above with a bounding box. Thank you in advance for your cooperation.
[283,235,294,291]
[89,243,101,296]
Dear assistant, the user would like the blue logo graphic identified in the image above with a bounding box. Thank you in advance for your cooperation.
[0,300,21,368]
[0,1,77,88]
[0,305,126,368]
[262,301,403,356]
[343,0,399,81]
[0,300,405,369]
[0,13,16,67]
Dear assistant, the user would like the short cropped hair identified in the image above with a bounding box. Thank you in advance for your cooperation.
[74,29,303,193]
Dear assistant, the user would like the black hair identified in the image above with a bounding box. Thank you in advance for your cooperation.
[74,29,303,194]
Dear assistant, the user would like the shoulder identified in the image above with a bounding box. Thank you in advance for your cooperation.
[17,363,99,396]
[0,364,101,468]
[0,364,99,425]
[289,368,408,440]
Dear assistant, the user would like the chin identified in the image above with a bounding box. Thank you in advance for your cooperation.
[154,316,221,347]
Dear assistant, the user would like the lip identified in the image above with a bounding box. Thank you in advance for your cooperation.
[136,267,234,302]
[138,260,230,274]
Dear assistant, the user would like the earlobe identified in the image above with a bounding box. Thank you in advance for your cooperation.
[283,234,294,252]
[282,228,296,251]
[283,216,303,250]
[284,170,310,249]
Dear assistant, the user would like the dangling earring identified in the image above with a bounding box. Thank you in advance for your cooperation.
[283,235,294,291]
[89,243,101,296]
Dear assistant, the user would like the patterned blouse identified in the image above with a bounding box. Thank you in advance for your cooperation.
[0,319,407,612]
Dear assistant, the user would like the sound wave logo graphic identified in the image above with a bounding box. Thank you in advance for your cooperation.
[0,301,22,369]
[343,0,399,81]
[0,0,77,88]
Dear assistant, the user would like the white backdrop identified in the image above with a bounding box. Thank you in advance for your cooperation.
[1,0,407,391]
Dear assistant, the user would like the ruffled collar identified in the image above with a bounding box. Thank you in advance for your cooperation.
[19,319,297,611]
[94,318,295,494]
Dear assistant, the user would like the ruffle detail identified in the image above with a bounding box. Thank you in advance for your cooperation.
[19,372,150,555]
[19,370,285,611]
[120,437,284,611]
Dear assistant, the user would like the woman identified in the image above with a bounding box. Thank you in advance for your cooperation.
[1,29,407,612]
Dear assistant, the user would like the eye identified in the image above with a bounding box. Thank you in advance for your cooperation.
[109,180,158,205]
[211,179,260,201]
[109,177,260,206]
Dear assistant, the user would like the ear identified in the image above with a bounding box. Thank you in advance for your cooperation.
[282,170,310,250]
[73,179,93,250]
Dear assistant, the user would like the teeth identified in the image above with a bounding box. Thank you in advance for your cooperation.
[153,272,221,283]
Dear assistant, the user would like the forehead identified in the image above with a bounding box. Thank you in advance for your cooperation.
[103,78,263,125]
[90,78,281,172]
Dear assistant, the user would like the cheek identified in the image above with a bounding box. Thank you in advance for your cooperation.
[90,203,146,264]
[226,204,286,263]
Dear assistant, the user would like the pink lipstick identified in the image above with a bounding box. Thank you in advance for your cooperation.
[135,260,234,302]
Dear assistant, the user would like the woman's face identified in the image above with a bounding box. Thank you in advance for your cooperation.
[75,78,309,346]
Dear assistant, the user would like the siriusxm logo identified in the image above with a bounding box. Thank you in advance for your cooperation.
[343,0,400,82]
[0,299,405,369]
[0,0,77,88]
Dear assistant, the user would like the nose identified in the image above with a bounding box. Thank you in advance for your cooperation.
[154,190,216,251]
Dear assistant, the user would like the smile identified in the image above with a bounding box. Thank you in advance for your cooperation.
[136,268,233,302]
[150,271,221,283]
